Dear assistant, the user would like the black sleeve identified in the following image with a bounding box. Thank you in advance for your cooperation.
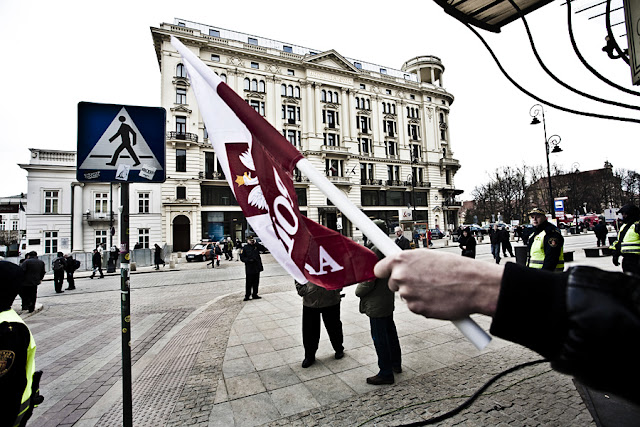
[542,230,564,271]
[490,263,568,359]
[0,321,30,425]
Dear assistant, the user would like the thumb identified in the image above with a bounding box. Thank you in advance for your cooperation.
[373,256,394,279]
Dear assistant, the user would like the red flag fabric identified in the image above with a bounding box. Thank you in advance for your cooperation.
[172,36,377,289]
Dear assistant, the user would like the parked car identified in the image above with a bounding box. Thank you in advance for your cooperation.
[186,242,214,262]
[469,224,485,235]
[429,228,445,239]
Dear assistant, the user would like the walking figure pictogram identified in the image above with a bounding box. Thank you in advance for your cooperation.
[107,116,140,166]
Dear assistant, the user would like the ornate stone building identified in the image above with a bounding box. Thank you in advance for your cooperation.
[151,19,462,250]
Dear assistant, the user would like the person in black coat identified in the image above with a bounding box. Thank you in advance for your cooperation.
[593,220,608,247]
[154,244,165,270]
[52,252,66,293]
[90,248,104,279]
[500,226,514,257]
[20,251,45,312]
[63,254,80,290]
[458,227,477,258]
[240,237,265,301]
[394,227,411,250]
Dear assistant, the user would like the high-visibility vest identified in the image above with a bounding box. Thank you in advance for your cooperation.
[527,229,564,271]
[0,309,36,427]
[610,221,640,255]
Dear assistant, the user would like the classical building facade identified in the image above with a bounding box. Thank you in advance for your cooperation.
[19,149,163,255]
[151,19,462,250]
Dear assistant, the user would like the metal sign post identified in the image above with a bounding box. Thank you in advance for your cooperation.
[77,102,165,426]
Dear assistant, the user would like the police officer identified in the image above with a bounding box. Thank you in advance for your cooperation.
[611,203,640,275]
[526,208,564,272]
[0,261,44,426]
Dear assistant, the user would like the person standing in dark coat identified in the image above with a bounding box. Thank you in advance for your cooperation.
[20,251,45,312]
[63,254,79,290]
[296,280,344,368]
[52,252,66,293]
[154,244,165,270]
[594,220,608,247]
[458,227,477,258]
[394,226,411,250]
[240,237,265,301]
[90,248,104,279]
[489,224,501,264]
[500,226,514,257]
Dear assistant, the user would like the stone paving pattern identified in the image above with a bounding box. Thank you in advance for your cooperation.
[16,232,615,426]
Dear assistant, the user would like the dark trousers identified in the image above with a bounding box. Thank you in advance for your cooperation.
[245,273,260,297]
[91,266,104,278]
[491,243,501,263]
[502,242,514,257]
[597,235,607,247]
[66,272,75,289]
[370,315,402,378]
[53,271,65,292]
[622,254,640,276]
[19,286,37,310]
[302,304,343,358]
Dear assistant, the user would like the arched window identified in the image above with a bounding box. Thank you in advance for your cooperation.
[259,80,265,93]
[287,85,293,97]
[321,90,326,102]
[406,107,410,117]
[251,79,258,92]
[281,84,287,96]
[294,86,300,98]
[356,98,361,109]
[327,91,333,103]
[439,112,444,122]
[392,104,396,114]
[176,63,186,78]
[244,78,250,91]
[220,74,227,83]
[334,92,339,103]
[366,99,370,110]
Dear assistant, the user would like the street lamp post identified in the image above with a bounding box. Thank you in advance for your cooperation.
[530,104,562,219]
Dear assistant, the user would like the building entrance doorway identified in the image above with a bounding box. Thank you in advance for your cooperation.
[173,215,191,252]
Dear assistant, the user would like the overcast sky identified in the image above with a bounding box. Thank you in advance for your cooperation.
[1,0,636,200]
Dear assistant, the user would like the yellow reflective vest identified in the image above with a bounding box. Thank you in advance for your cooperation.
[527,229,564,272]
[610,221,640,255]
[0,309,36,427]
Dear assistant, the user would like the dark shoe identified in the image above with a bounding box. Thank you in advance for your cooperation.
[99,276,104,279]
[366,375,394,385]
[28,308,34,313]
[335,351,344,360]
[65,287,76,290]
[301,358,315,368]
[392,366,402,374]
[243,296,250,301]
[90,276,94,279]
[252,295,262,299]
[56,290,64,294]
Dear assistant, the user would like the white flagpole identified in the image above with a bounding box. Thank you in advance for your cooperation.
[296,159,491,350]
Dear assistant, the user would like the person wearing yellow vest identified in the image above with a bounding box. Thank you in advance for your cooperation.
[0,261,43,427]
[611,203,640,275]
[526,208,564,272]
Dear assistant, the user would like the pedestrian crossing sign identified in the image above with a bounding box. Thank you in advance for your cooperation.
[77,102,166,183]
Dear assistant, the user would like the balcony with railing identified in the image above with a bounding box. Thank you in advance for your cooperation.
[168,132,198,142]
[385,179,405,187]
[360,178,383,186]
[440,157,460,170]
[321,145,350,155]
[84,211,116,225]
[325,175,351,185]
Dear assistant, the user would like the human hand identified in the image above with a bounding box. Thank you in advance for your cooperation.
[374,249,503,320]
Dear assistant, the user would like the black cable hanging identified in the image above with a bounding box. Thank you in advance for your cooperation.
[462,20,640,124]
[566,0,640,97]
[507,0,640,111]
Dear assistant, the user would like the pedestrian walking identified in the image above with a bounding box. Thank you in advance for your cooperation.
[296,280,344,368]
[489,224,501,264]
[215,243,224,267]
[500,226,514,257]
[610,204,640,275]
[458,227,476,258]
[239,237,265,301]
[154,244,166,270]
[90,248,104,279]
[19,251,45,312]
[526,208,564,272]
[356,219,401,385]
[594,220,608,247]
[233,238,242,261]
[1,261,44,426]
[64,254,80,290]
[52,251,66,293]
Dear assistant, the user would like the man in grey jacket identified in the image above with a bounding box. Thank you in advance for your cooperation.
[296,281,344,368]
[356,220,402,385]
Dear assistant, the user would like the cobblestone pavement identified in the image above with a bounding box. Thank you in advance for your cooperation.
[15,232,617,426]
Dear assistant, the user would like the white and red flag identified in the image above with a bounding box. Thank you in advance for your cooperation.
[171,36,377,290]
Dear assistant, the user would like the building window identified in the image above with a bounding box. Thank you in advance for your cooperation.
[211,54,220,62]
[138,228,150,249]
[209,29,220,37]
[323,110,339,127]
[385,140,398,157]
[283,45,293,53]
[176,116,186,134]
[410,94,415,100]
[387,165,400,182]
[285,130,300,146]
[380,68,387,74]
[386,89,392,95]
[250,62,259,69]
[44,231,58,254]
[383,119,397,137]
[446,170,452,185]
[11,220,18,231]
[95,230,107,248]
[283,105,299,123]
[326,159,343,176]
[354,62,362,69]
[220,74,227,83]
[176,149,186,172]
[248,37,258,45]
[287,69,294,76]
[360,163,374,182]
[176,63,186,78]
[404,74,411,79]
[408,124,420,140]
[323,133,339,146]
[44,190,59,214]
[360,84,366,89]
[176,86,187,104]
[249,100,265,116]
[94,193,108,214]
[138,192,150,214]
[356,115,370,133]
[358,137,372,155]
[0,220,5,231]
[177,186,186,199]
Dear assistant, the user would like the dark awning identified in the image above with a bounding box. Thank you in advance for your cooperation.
[432,0,553,33]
